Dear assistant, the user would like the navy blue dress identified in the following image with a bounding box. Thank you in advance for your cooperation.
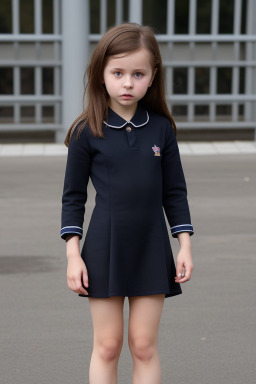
[60,104,194,298]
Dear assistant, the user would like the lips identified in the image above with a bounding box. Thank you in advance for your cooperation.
[121,94,133,98]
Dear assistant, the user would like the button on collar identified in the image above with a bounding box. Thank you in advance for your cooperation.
[126,126,132,132]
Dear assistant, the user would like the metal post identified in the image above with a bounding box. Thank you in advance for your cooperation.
[129,0,142,24]
[57,0,90,143]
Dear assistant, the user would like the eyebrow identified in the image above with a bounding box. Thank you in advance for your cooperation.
[111,67,147,71]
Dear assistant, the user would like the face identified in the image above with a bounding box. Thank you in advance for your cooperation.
[103,47,156,116]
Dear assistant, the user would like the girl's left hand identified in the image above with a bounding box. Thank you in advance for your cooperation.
[175,247,193,283]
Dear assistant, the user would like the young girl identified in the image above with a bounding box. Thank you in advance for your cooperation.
[60,23,194,384]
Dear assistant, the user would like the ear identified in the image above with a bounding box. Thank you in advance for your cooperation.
[148,68,158,87]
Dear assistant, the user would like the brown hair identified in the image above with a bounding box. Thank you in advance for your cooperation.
[64,22,176,147]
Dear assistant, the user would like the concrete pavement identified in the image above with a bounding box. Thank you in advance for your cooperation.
[0,152,255,384]
[1,140,256,156]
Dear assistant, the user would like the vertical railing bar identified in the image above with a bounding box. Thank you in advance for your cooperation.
[166,0,175,112]
[210,0,219,122]
[232,0,242,123]
[129,0,142,24]
[12,0,20,124]
[53,0,61,126]
[115,0,123,25]
[245,0,253,128]
[34,0,42,124]
[100,0,107,34]
[188,0,196,123]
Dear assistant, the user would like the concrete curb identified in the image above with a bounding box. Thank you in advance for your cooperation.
[0,141,256,157]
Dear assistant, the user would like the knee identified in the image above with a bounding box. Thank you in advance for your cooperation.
[129,336,156,362]
[97,338,123,362]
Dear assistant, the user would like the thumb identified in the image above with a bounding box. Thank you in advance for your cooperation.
[82,269,89,287]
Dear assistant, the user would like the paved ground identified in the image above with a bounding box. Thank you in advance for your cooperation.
[0,152,255,384]
[1,140,256,156]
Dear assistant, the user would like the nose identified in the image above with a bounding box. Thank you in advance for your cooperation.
[123,75,133,89]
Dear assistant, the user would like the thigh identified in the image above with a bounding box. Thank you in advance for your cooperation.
[88,296,125,342]
[128,294,165,342]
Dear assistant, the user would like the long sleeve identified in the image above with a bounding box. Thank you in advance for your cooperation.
[60,124,92,240]
[162,120,194,238]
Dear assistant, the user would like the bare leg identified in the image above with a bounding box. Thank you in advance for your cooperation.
[88,296,125,384]
[128,294,165,384]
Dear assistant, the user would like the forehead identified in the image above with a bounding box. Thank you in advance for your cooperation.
[105,48,152,68]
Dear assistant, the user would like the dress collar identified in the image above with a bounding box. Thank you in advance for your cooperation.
[103,103,149,129]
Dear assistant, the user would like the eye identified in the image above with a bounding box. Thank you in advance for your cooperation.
[134,72,142,78]
[114,71,122,77]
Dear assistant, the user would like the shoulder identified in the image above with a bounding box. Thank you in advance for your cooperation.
[68,120,93,153]
[147,110,175,137]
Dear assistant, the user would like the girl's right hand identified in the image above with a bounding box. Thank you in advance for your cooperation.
[67,254,89,295]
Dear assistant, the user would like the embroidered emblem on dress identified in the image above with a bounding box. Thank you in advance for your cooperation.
[152,144,161,156]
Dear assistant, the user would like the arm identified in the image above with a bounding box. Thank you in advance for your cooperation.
[60,124,92,241]
[162,120,194,238]
[161,121,194,283]
[60,124,92,295]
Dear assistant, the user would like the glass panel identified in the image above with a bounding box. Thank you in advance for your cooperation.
[123,0,129,22]
[20,106,35,123]
[172,105,188,121]
[175,0,189,34]
[219,0,234,34]
[18,43,37,60]
[0,106,13,123]
[20,67,34,94]
[217,67,232,94]
[43,0,53,33]
[42,68,54,94]
[195,105,209,121]
[90,0,100,34]
[239,67,245,94]
[143,0,167,34]
[216,105,232,121]
[0,67,13,94]
[173,68,188,94]
[241,0,247,34]
[195,68,209,94]
[238,104,244,120]
[20,0,34,33]
[107,0,115,28]
[42,106,54,122]
[0,0,12,33]
[196,0,211,34]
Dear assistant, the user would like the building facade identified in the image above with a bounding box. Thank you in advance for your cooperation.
[0,0,256,143]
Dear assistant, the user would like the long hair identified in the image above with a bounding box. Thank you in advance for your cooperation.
[64,23,176,147]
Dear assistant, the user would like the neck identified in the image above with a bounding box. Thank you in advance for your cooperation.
[108,102,138,122]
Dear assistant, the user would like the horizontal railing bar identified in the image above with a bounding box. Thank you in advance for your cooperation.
[174,122,256,129]
[89,33,256,43]
[0,96,62,103]
[166,95,256,102]
[0,123,62,131]
[163,60,256,67]
[0,34,62,42]
[0,123,63,132]
[0,61,62,67]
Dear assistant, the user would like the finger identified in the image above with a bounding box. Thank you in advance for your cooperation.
[175,267,192,283]
[75,276,89,295]
[176,261,183,279]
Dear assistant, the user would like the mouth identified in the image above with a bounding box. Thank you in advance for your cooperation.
[121,94,133,98]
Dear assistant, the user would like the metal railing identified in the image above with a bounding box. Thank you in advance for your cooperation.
[0,0,256,139]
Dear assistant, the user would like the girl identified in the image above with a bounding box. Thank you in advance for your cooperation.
[60,23,194,384]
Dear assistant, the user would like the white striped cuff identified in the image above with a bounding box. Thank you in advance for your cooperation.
[171,224,194,238]
[60,225,83,240]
